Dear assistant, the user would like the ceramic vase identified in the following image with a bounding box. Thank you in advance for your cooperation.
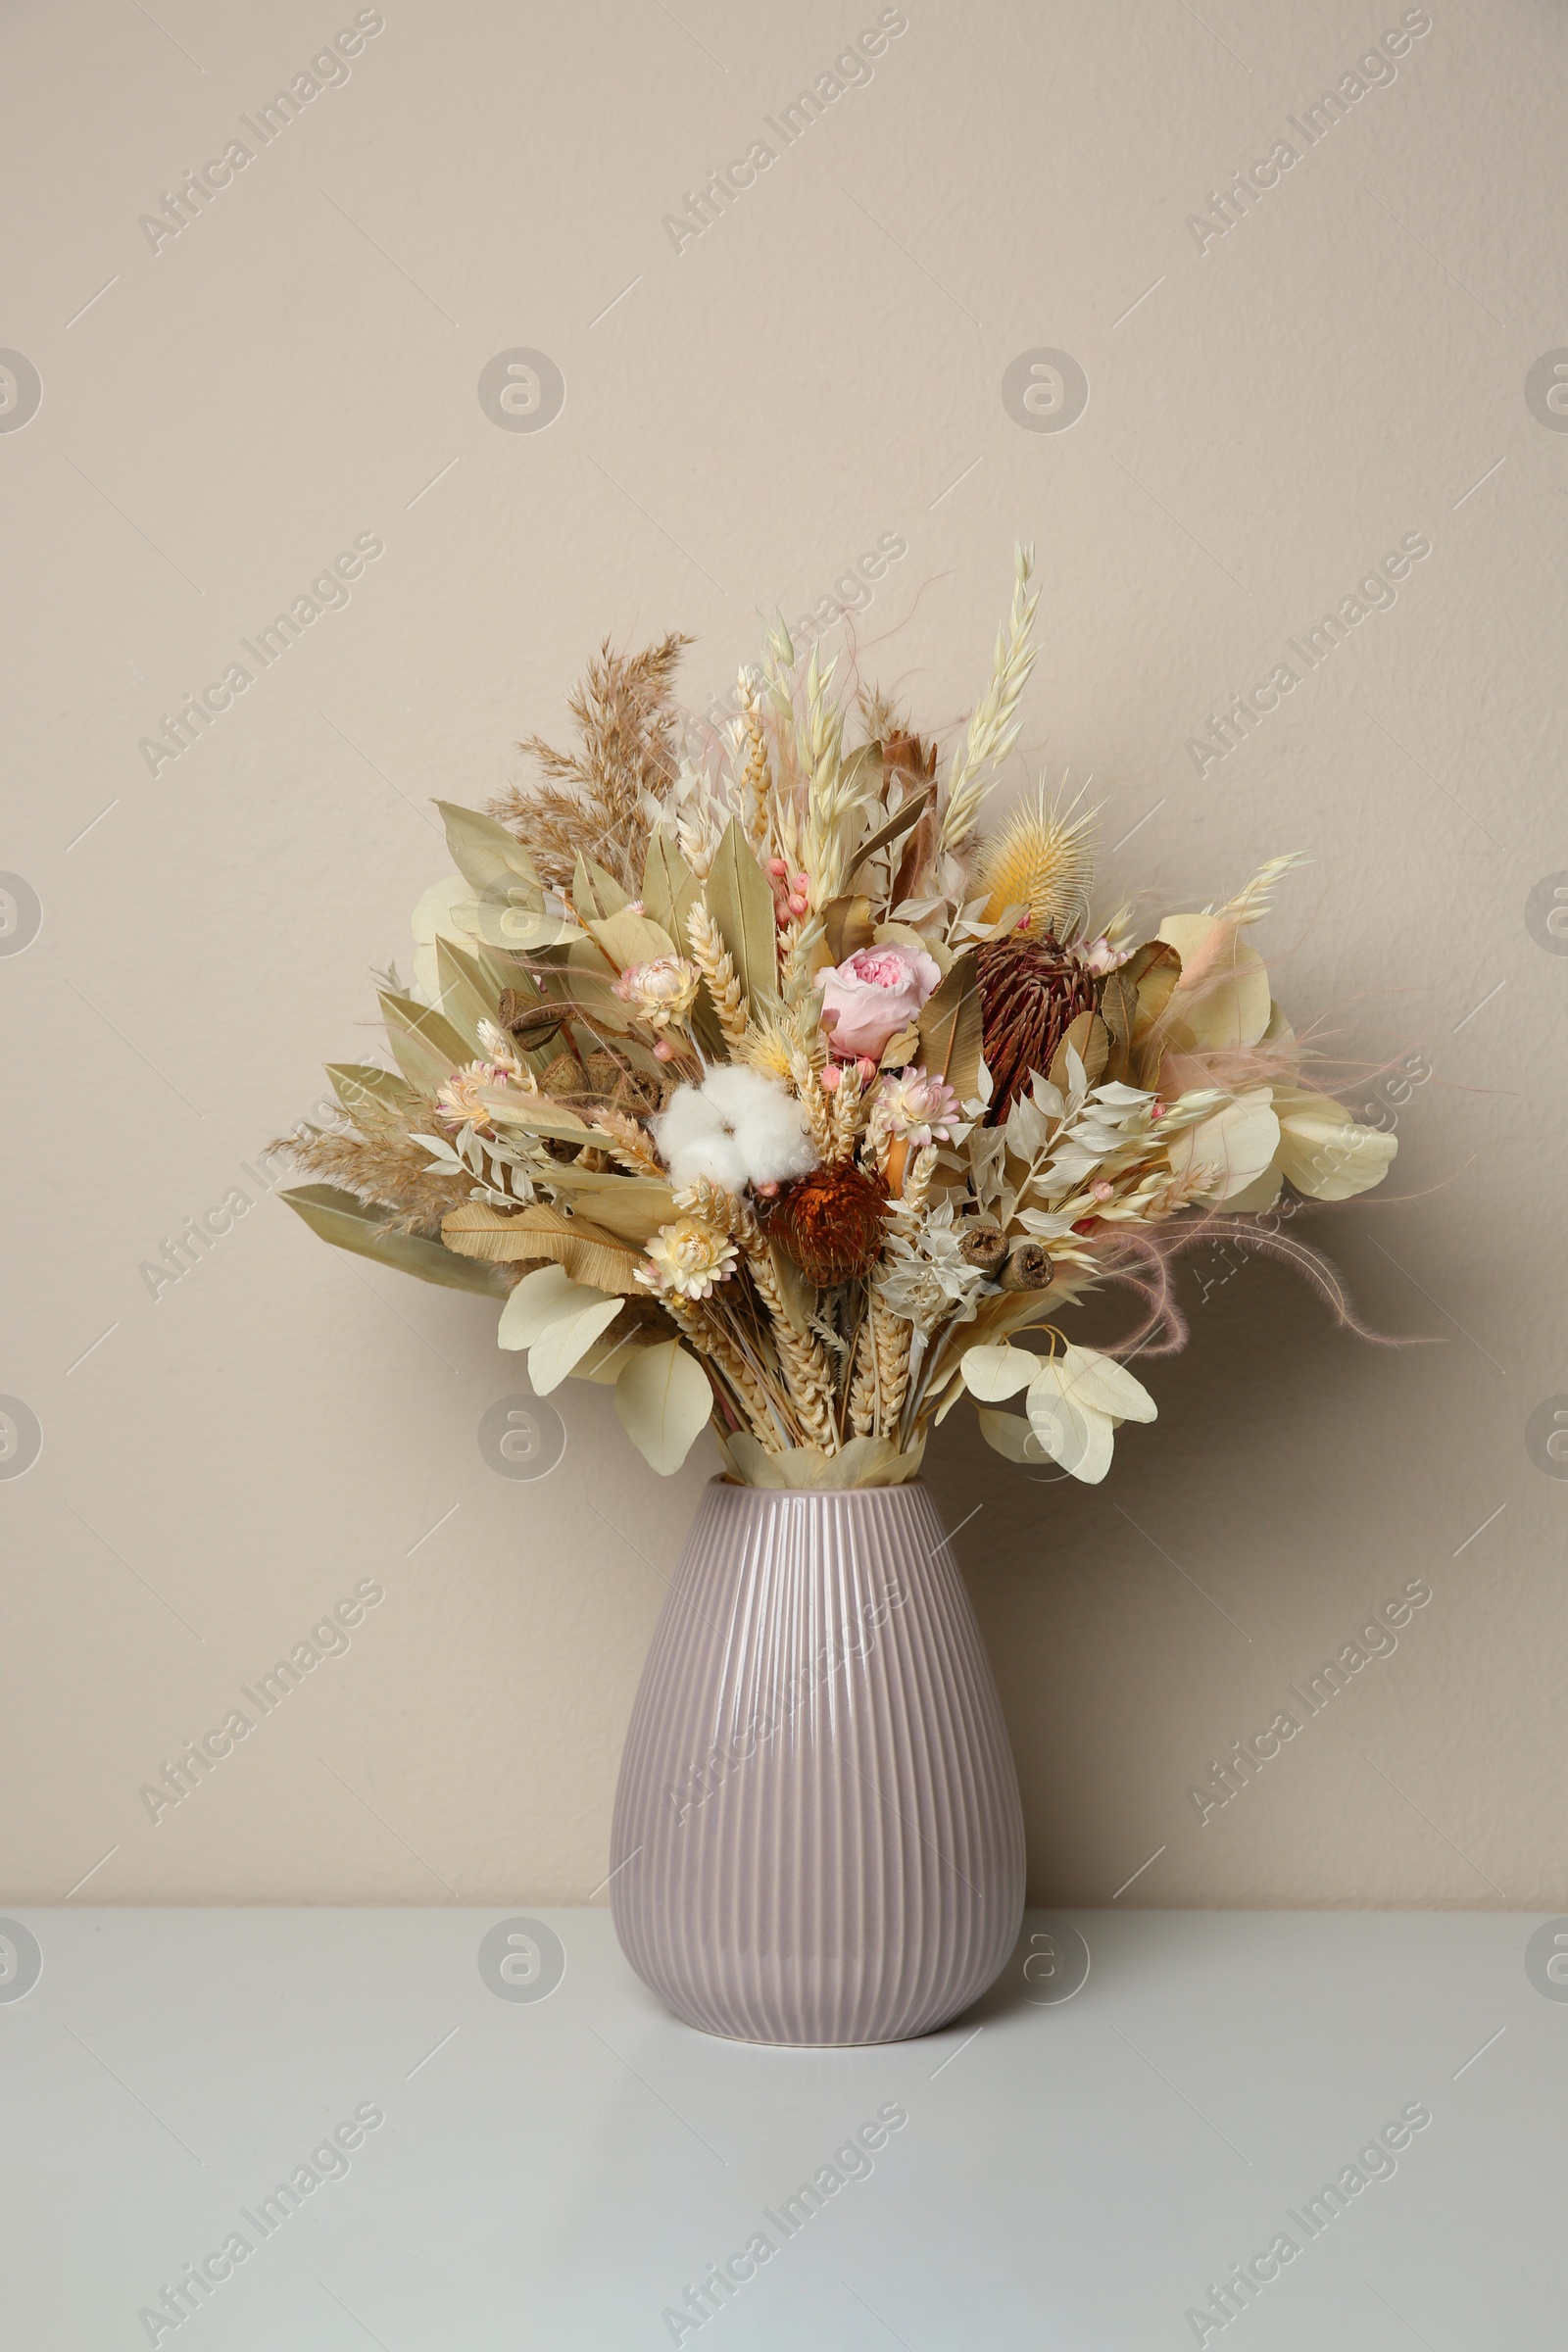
[609,1477,1025,2045]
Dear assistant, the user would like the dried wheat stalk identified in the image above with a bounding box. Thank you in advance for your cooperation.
[595,1107,664,1177]
[829,1060,868,1162]
[741,1232,837,1450]
[788,1051,834,1159]
[849,1317,877,1438]
[870,1298,912,1437]
[687,901,749,1051]
[660,1290,781,1449]
[737,671,770,854]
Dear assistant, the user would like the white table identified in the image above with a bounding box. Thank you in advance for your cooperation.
[2,1906,1559,2347]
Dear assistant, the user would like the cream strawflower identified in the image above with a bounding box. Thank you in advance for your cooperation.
[639,1216,740,1300]
[612,955,701,1028]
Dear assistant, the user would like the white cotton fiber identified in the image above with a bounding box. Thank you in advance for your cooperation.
[651,1065,818,1193]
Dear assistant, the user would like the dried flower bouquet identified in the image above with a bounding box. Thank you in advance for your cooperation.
[283,551,1395,1487]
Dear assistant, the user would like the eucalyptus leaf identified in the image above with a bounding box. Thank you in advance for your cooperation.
[614,1339,714,1474]
[959,1344,1040,1400]
[584,909,678,971]
[497,1262,584,1349]
[975,1405,1045,1464]
[529,1293,625,1392]
[454,896,575,954]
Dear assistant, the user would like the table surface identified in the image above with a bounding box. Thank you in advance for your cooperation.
[1,1904,1560,2349]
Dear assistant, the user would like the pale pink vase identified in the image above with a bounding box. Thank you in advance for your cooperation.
[610,1478,1025,2045]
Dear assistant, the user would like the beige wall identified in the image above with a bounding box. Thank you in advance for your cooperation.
[4,0,1562,1911]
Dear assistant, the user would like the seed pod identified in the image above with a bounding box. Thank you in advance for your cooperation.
[997,1240,1054,1292]
[500,990,567,1053]
[959,1225,1008,1272]
[541,1049,587,1096]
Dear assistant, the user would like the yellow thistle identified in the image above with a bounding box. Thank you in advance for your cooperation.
[979,786,1098,934]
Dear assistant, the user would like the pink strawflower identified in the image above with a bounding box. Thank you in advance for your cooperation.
[874,1066,961,1146]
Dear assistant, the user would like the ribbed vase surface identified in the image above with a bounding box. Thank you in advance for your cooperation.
[610,1478,1025,2045]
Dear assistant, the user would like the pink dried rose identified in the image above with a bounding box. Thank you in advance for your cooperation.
[875,1066,961,1146]
[818,941,942,1061]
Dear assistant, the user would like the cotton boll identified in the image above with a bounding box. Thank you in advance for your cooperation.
[649,1083,751,1194]
[701,1065,817,1187]
[649,1066,816,1194]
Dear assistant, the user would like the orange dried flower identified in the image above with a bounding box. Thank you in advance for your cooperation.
[771,1162,890,1287]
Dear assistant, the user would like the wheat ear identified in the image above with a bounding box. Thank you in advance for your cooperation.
[829,1059,870,1162]
[870,1298,912,1438]
[738,670,770,854]
[900,1143,938,1217]
[595,1108,665,1177]
[687,900,750,1050]
[788,1051,835,1159]
[849,1317,877,1438]
[661,1291,781,1449]
[677,1180,838,1449]
[742,1233,838,1450]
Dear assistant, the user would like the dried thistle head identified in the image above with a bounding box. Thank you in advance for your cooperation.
[771,1161,890,1286]
[979,785,1098,934]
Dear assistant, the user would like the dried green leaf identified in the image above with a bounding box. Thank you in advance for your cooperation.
[822,894,875,965]
[438,801,543,899]
[280,1185,506,1295]
[379,992,470,1093]
[571,853,631,920]
[705,816,778,1007]
[641,826,701,946]
[325,1062,416,1118]
[916,950,983,1096]
[850,782,935,878]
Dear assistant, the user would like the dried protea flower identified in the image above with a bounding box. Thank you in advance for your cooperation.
[976,934,1097,1119]
[771,1161,890,1286]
